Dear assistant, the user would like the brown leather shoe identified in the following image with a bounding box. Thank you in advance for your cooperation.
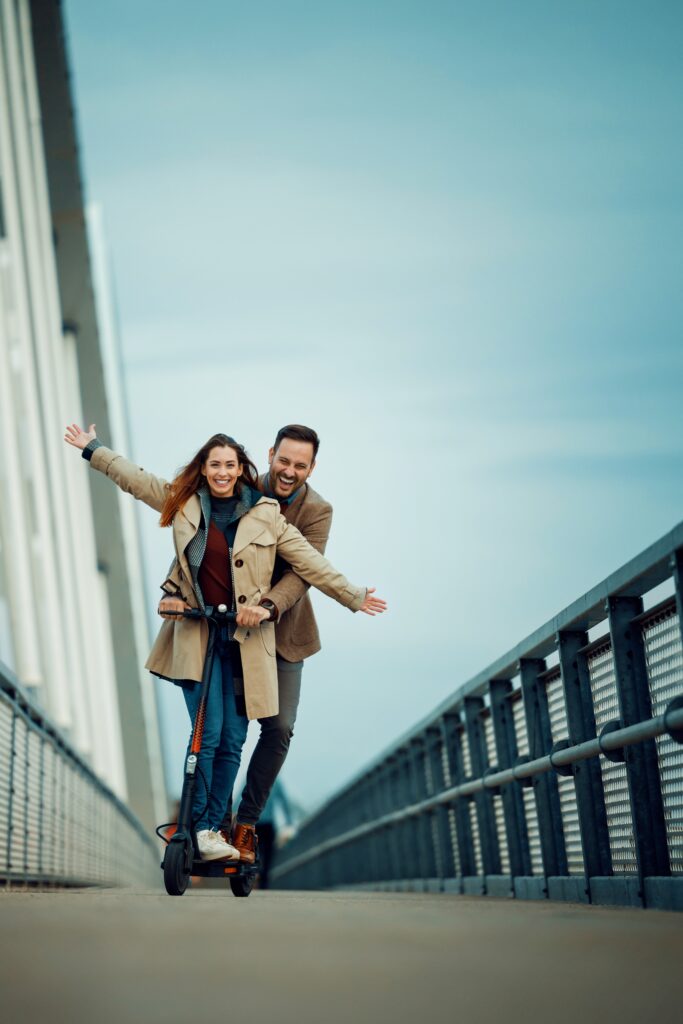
[232,822,258,864]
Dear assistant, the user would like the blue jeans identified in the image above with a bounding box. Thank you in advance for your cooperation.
[182,650,249,832]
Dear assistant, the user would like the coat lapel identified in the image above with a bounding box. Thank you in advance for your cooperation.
[174,494,202,575]
[232,498,277,554]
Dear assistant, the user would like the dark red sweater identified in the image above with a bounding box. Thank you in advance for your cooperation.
[197,521,232,608]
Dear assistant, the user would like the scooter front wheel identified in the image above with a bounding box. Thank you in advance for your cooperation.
[229,873,255,897]
[164,840,191,896]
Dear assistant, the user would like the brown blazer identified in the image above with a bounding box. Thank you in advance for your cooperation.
[261,476,333,662]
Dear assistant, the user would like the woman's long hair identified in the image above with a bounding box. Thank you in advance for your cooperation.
[159,433,260,527]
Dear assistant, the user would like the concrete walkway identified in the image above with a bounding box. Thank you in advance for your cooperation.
[1,888,681,1024]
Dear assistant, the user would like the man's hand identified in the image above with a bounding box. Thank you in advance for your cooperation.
[359,587,387,617]
[64,423,97,450]
[158,596,191,620]
[236,605,272,628]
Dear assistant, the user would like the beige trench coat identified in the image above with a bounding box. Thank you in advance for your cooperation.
[89,447,366,718]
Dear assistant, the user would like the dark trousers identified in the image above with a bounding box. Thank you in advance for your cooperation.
[236,655,303,825]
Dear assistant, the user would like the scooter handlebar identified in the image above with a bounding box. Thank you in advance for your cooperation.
[160,604,237,622]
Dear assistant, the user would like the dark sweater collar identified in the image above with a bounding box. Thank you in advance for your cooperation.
[199,484,261,525]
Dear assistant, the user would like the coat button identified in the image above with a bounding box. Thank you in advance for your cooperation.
[238,595,246,604]
[235,559,243,568]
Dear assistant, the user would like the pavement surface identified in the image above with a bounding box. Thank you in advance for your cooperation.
[1,887,681,1024]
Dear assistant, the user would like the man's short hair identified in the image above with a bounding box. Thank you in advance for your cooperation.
[273,424,320,460]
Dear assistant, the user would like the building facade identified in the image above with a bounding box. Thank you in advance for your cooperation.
[0,0,166,829]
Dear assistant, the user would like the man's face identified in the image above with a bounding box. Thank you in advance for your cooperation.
[268,438,316,499]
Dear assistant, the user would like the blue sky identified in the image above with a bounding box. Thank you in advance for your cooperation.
[65,1,683,809]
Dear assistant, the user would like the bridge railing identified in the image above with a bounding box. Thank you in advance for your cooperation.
[0,662,159,888]
[272,523,683,911]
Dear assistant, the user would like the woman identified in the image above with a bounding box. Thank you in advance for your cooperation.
[64,424,386,861]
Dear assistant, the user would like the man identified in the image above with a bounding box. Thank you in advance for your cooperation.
[225,424,333,864]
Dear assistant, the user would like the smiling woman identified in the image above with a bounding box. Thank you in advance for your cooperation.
[63,422,386,863]
[158,432,260,526]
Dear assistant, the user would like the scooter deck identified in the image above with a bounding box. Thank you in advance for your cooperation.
[191,858,260,878]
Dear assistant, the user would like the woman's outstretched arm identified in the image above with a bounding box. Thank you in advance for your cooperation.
[236,514,387,627]
[64,423,170,513]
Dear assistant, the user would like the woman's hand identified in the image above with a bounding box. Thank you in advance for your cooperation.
[64,423,97,450]
[158,596,191,620]
[236,605,272,628]
[359,587,387,617]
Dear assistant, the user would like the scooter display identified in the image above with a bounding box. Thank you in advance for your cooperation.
[158,604,259,897]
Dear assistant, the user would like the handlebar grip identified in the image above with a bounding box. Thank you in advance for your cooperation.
[158,605,238,622]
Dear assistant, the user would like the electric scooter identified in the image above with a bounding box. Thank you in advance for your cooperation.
[158,604,259,897]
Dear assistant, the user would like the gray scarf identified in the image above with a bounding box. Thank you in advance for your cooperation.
[184,485,256,610]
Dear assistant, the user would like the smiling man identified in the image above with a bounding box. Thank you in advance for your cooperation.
[226,424,334,864]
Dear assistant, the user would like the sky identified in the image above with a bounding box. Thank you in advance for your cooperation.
[64,0,683,811]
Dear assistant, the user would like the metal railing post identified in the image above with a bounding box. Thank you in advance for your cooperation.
[607,596,670,887]
[367,767,385,883]
[490,679,531,877]
[408,736,436,881]
[378,757,400,883]
[391,752,411,881]
[672,548,683,649]
[426,724,455,880]
[464,696,501,876]
[556,630,612,886]
[381,754,400,883]
[441,712,475,878]
[520,658,567,880]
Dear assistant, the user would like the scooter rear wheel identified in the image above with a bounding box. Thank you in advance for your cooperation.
[229,873,255,897]
[164,840,191,896]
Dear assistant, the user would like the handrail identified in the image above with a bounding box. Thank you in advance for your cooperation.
[272,523,683,910]
[272,705,683,879]
[0,658,159,887]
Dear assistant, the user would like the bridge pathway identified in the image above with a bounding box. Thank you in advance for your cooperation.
[1,889,680,1023]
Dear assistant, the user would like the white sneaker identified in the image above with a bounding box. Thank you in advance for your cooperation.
[196,829,240,862]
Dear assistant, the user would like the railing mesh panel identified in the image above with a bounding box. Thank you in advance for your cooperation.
[0,700,11,870]
[0,685,158,887]
[447,808,461,877]
[483,712,511,874]
[512,693,543,874]
[440,739,462,877]
[546,672,584,875]
[460,724,472,777]
[642,604,683,874]
[468,799,483,875]
[26,729,42,874]
[10,714,27,873]
[460,728,483,874]
[588,644,638,873]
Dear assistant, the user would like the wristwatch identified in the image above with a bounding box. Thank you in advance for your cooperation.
[259,599,279,622]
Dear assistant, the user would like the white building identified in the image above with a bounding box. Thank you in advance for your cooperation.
[0,0,166,829]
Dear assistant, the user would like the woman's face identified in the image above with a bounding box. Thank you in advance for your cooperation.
[201,445,243,498]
